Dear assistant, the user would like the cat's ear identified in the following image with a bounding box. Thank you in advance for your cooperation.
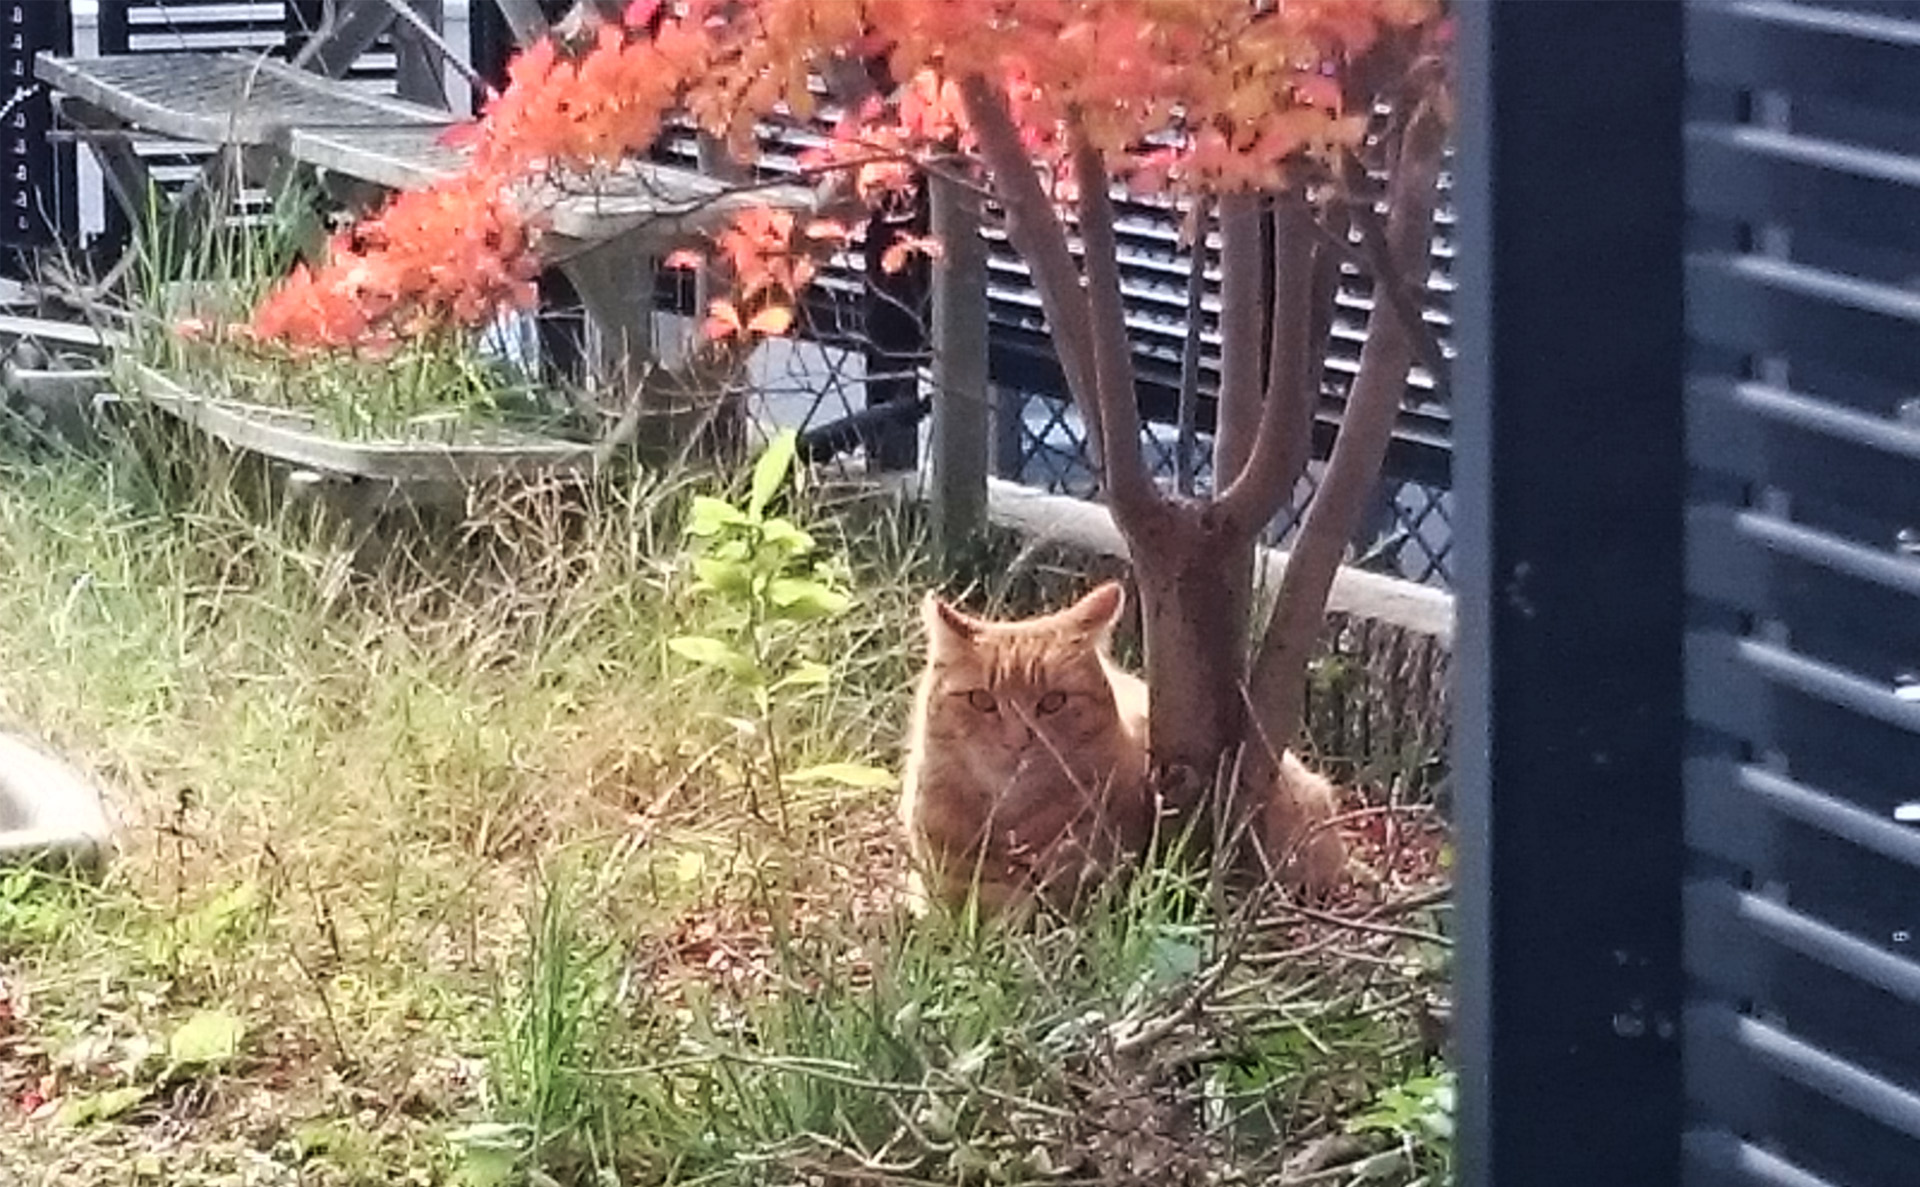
[1065,581,1126,637]
[923,593,981,657]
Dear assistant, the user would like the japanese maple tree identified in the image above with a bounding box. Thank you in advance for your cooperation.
[253,0,1452,849]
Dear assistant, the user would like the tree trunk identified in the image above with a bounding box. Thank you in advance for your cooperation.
[1125,501,1257,830]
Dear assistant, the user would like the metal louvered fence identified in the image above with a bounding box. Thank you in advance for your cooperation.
[642,105,1461,588]
[1680,1,1920,1183]
[1454,3,1920,1186]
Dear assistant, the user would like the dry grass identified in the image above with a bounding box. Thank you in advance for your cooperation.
[0,423,1452,1187]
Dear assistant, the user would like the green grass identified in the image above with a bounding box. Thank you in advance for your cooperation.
[0,425,1451,1186]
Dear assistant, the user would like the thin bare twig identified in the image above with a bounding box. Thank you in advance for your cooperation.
[1343,184,1452,404]
[1261,893,1452,947]
[374,0,494,100]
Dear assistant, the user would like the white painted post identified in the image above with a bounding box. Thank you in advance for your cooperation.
[929,168,989,555]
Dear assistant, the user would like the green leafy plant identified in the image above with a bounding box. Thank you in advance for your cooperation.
[1350,1065,1456,1184]
[669,428,889,830]
[0,866,90,951]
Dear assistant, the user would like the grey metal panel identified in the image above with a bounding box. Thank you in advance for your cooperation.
[1689,1,1920,107]
[1682,1131,1840,1187]
[1686,255,1920,390]
[1685,124,1920,255]
[1683,2,1920,1183]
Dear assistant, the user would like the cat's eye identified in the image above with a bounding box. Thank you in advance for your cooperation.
[967,690,998,713]
[1036,691,1068,715]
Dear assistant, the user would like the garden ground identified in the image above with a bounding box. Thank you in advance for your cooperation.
[0,424,1451,1186]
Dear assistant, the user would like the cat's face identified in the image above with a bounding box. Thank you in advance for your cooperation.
[917,583,1130,792]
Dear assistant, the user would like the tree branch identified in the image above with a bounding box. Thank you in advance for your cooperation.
[1344,181,1453,405]
[1174,195,1211,495]
[1066,115,1161,521]
[956,75,1107,464]
[1210,192,1267,490]
[1244,94,1450,762]
[1217,188,1324,532]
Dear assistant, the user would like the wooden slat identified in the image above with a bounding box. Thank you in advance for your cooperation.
[279,122,465,189]
[283,123,817,245]
[33,51,454,146]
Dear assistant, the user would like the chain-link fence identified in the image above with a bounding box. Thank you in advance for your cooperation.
[997,388,1455,587]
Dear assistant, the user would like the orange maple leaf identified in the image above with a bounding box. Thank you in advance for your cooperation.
[704,298,744,340]
[247,0,1443,354]
[880,234,943,275]
[747,305,794,336]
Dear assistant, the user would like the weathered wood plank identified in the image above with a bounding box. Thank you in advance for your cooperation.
[539,171,818,245]
[130,364,597,486]
[280,125,818,247]
[40,51,816,245]
[885,472,1456,642]
[281,123,467,190]
[0,315,123,351]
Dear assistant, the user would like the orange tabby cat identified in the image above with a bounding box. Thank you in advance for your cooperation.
[1256,747,1349,897]
[899,581,1152,915]
[900,581,1347,916]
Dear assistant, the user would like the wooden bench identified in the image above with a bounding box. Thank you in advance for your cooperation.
[35,49,816,384]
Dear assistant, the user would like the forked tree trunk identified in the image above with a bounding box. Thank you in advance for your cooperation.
[960,66,1450,850]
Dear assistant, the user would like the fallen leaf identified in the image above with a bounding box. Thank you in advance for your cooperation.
[54,1084,147,1127]
[786,762,897,789]
[167,1009,246,1071]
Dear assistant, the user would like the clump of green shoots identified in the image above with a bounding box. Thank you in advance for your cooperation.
[462,861,623,1186]
[669,428,892,831]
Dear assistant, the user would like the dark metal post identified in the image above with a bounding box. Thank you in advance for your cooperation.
[468,0,592,389]
[0,0,73,277]
[391,0,450,109]
[992,385,1025,480]
[862,180,931,472]
[1452,5,1687,1187]
[97,1,129,55]
[929,168,989,555]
